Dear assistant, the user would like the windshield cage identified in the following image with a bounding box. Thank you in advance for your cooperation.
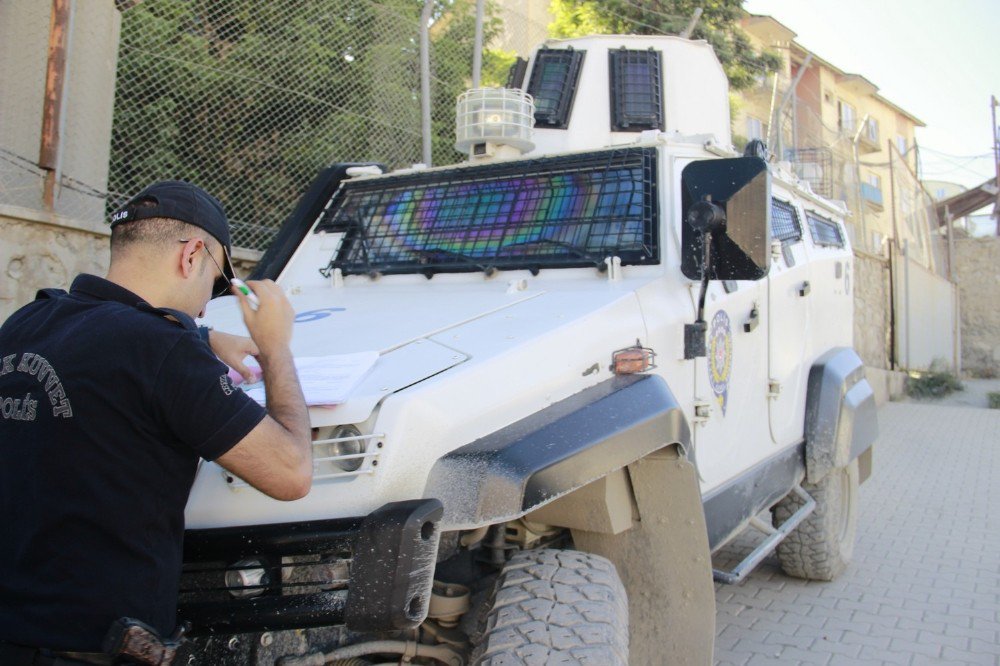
[319,147,659,277]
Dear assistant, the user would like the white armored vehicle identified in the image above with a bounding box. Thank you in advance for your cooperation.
[186,34,878,665]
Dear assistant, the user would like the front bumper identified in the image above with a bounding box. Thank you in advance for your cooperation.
[177,499,443,636]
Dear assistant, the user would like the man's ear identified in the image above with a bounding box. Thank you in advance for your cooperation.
[178,238,204,279]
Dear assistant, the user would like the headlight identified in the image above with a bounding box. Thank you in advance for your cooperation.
[313,424,365,473]
[224,558,269,598]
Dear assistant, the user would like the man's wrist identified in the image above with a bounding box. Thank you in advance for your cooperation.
[256,346,293,368]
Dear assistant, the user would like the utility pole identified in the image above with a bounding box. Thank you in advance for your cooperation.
[992,95,1000,236]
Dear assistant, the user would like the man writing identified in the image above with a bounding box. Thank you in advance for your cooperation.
[0,180,312,664]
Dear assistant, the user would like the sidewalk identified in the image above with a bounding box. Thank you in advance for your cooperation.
[713,401,1000,665]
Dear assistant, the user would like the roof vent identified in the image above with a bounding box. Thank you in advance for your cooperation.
[455,87,535,160]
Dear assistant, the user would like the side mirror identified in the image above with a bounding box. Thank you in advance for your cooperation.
[680,157,771,281]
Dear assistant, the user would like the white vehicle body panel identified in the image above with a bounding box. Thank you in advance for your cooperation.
[187,35,854,533]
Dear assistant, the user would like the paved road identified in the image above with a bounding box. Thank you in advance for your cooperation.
[712,402,1000,665]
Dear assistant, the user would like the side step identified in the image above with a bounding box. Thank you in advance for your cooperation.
[712,485,816,584]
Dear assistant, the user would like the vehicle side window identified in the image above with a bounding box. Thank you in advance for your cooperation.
[526,48,585,129]
[806,212,845,248]
[770,199,803,244]
[608,48,664,132]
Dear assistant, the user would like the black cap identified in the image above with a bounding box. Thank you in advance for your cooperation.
[111,180,236,293]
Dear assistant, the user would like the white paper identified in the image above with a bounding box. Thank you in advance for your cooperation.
[241,351,379,406]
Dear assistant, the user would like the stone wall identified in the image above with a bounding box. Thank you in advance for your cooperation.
[955,235,1000,376]
[0,209,110,322]
[852,250,891,370]
[1,206,263,323]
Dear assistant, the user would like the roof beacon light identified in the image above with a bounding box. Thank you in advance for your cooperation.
[455,87,535,160]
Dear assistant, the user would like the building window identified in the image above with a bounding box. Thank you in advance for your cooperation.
[746,116,764,141]
[861,173,883,206]
[526,48,586,129]
[838,101,856,133]
[895,134,907,155]
[865,117,879,144]
[608,48,664,132]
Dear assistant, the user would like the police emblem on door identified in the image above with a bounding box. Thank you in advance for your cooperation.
[708,310,733,416]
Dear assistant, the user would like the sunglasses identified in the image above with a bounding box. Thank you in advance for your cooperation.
[178,239,236,298]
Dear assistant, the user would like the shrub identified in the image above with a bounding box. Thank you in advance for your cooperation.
[988,392,1000,410]
[905,370,963,399]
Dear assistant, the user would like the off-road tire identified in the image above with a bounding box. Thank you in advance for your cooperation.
[472,548,628,666]
[773,459,859,581]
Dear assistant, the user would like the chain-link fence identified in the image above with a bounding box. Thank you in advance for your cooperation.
[110,0,505,250]
[1,0,503,251]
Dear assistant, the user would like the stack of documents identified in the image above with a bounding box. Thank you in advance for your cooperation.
[239,351,379,406]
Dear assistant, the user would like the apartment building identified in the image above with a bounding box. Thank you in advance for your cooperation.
[736,14,930,263]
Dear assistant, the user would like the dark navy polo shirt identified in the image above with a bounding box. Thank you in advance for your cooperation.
[0,274,267,651]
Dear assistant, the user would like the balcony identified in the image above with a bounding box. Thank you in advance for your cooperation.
[858,130,880,153]
[860,182,883,208]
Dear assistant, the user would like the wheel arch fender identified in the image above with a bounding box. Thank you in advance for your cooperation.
[804,347,879,484]
[422,374,690,530]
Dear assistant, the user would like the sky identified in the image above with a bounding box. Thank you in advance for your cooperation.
[743,0,1000,189]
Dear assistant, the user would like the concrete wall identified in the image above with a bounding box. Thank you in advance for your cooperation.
[955,235,1000,376]
[894,250,958,372]
[0,0,121,219]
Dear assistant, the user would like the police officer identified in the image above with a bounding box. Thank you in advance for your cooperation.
[0,181,312,664]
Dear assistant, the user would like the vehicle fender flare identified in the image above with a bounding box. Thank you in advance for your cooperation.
[804,347,879,484]
[423,374,690,529]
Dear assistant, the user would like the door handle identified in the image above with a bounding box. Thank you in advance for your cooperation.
[798,281,811,297]
[744,307,759,333]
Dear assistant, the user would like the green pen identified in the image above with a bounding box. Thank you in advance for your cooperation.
[230,278,260,308]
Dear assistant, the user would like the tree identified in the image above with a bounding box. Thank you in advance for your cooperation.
[111,0,445,248]
[548,0,781,90]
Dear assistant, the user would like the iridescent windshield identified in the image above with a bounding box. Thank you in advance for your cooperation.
[319,147,659,276]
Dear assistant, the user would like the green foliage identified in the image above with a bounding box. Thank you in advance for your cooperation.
[905,370,963,399]
[988,392,1000,409]
[110,0,503,248]
[547,0,781,90]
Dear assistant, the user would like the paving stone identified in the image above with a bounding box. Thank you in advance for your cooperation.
[942,645,1000,665]
[837,631,891,651]
[714,403,1000,665]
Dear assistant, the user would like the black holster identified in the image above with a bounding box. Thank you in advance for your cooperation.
[101,618,191,666]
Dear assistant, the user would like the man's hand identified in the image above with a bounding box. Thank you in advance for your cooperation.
[217,278,312,501]
[233,279,295,357]
[207,330,260,383]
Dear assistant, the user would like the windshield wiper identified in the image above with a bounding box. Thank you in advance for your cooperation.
[500,239,608,271]
[413,247,496,277]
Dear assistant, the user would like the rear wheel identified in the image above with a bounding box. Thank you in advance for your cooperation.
[773,459,859,581]
[473,548,628,666]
